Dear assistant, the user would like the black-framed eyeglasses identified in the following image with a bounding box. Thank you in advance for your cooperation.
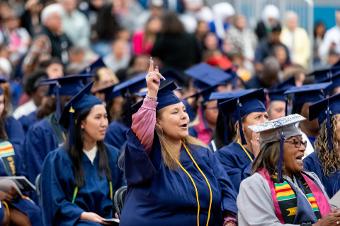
[285,139,307,148]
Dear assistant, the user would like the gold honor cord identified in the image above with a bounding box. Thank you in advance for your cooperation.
[176,142,213,226]
[72,181,113,204]
[2,201,9,218]
[237,141,253,162]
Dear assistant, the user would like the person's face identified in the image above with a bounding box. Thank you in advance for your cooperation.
[112,40,128,59]
[157,102,190,141]
[235,15,246,30]
[97,68,118,87]
[61,0,77,13]
[242,111,269,142]
[286,16,298,31]
[196,21,209,36]
[91,0,104,9]
[300,103,319,132]
[33,85,49,106]
[270,31,281,43]
[46,63,63,79]
[268,101,285,120]
[283,135,306,175]
[204,33,218,50]
[4,15,20,30]
[45,13,62,33]
[81,104,108,142]
[336,11,340,26]
[274,46,287,66]
[316,24,326,36]
[333,86,340,95]
[0,95,4,116]
[204,100,218,126]
[334,114,340,143]
[133,55,149,72]
[147,17,162,34]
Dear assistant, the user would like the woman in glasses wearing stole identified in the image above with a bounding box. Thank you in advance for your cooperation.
[237,114,340,226]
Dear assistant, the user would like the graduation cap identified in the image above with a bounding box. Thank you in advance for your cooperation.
[132,80,181,114]
[309,66,340,83]
[92,83,116,103]
[268,77,296,102]
[184,63,233,90]
[80,57,106,75]
[39,74,93,119]
[184,85,218,105]
[112,73,147,98]
[160,67,188,85]
[284,82,332,115]
[309,93,340,152]
[59,81,102,145]
[249,114,305,182]
[219,89,266,144]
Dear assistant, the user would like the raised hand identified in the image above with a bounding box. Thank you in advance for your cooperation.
[146,57,165,99]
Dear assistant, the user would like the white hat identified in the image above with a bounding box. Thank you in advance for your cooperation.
[41,3,64,24]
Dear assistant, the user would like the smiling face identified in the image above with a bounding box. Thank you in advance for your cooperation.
[283,135,306,175]
[157,102,190,141]
[81,104,108,142]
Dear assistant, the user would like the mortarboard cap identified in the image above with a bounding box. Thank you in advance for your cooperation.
[160,67,188,86]
[284,82,332,115]
[39,74,93,119]
[185,63,233,90]
[309,66,340,83]
[309,93,340,152]
[92,83,116,103]
[59,81,102,145]
[268,77,296,102]
[249,114,305,182]
[112,73,147,98]
[219,89,266,144]
[80,57,106,75]
[132,80,181,113]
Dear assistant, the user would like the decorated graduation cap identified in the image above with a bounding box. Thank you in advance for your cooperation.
[284,82,332,116]
[80,57,106,75]
[184,63,233,90]
[309,93,340,151]
[112,73,146,98]
[59,81,102,145]
[249,114,305,182]
[39,74,93,119]
[219,89,266,144]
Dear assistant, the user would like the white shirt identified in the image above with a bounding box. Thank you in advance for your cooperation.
[319,25,340,63]
[13,100,37,119]
[83,145,98,164]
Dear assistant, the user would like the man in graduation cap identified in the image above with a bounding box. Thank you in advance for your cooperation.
[215,89,269,192]
[284,82,331,157]
[304,93,340,198]
[24,74,91,184]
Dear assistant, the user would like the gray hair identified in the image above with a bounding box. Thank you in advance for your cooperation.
[41,3,64,24]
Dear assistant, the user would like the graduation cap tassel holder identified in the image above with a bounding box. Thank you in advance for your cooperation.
[237,99,247,145]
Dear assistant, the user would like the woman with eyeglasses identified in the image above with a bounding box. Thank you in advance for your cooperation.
[304,93,340,199]
[237,114,340,226]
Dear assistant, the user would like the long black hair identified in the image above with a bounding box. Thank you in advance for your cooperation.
[214,111,237,149]
[66,108,112,187]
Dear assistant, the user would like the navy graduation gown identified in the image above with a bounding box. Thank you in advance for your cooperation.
[18,110,38,134]
[215,142,253,193]
[41,144,124,226]
[24,113,65,183]
[104,121,128,151]
[304,152,340,198]
[5,116,25,175]
[120,130,237,226]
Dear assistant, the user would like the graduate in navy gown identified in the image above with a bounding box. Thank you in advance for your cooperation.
[0,82,42,226]
[24,75,91,183]
[120,61,237,226]
[215,89,268,193]
[304,93,340,198]
[41,82,124,225]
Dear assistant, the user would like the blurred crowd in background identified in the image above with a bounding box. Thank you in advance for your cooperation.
[0,0,339,112]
